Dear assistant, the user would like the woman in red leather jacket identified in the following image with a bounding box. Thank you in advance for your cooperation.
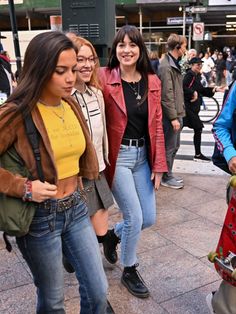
[99,25,167,299]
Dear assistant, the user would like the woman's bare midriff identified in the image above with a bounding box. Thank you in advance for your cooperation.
[55,175,79,199]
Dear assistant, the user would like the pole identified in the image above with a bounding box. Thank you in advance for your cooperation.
[188,25,192,49]
[139,5,143,35]
[8,0,22,73]
[194,0,201,53]
[183,7,186,37]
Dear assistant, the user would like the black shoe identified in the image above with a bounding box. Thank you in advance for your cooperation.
[193,153,211,162]
[121,264,149,298]
[62,255,75,273]
[102,229,120,264]
[107,300,115,314]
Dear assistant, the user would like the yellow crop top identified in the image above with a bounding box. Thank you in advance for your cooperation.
[37,100,86,180]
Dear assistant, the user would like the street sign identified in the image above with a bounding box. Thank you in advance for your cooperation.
[193,22,204,41]
[167,17,193,25]
[186,6,207,13]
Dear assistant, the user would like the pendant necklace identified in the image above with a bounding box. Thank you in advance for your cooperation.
[39,99,65,123]
[127,81,141,103]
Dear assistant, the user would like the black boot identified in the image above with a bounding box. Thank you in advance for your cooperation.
[121,264,149,298]
[107,300,115,314]
[102,229,120,264]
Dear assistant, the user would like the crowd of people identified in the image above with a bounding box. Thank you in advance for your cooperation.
[0,27,235,313]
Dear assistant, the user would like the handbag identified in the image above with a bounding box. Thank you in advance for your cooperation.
[0,114,44,245]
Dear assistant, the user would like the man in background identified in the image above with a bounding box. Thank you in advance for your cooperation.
[158,33,187,189]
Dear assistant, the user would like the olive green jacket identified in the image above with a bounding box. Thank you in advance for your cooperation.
[158,53,185,121]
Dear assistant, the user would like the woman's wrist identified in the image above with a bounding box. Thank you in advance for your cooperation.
[22,179,33,202]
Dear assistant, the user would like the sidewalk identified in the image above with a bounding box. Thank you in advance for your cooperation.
[0,173,230,314]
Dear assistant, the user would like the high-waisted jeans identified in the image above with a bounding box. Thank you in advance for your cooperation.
[16,191,108,314]
[112,144,156,267]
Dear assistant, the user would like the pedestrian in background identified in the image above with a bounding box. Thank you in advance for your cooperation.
[183,57,224,162]
[201,52,215,85]
[158,33,187,189]
[149,50,159,74]
[226,47,235,86]
[215,51,227,86]
[180,48,197,76]
[99,24,167,298]
[0,50,14,99]
[1,31,108,314]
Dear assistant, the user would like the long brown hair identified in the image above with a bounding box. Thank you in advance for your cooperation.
[70,35,101,90]
[5,31,77,120]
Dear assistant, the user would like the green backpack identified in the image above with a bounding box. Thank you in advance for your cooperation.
[0,114,44,249]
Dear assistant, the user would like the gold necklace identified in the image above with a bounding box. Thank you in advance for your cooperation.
[39,99,65,123]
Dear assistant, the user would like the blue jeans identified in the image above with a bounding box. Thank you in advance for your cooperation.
[112,144,156,267]
[16,192,108,314]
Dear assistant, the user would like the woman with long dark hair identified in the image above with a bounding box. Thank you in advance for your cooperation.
[0,31,108,314]
[99,25,167,298]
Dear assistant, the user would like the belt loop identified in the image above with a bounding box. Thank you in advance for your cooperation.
[129,139,132,147]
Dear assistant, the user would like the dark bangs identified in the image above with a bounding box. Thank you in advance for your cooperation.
[108,25,153,74]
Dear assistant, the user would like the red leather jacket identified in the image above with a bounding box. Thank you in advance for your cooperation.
[99,67,167,187]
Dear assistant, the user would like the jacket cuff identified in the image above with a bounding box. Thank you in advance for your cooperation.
[224,146,236,163]
[12,177,27,198]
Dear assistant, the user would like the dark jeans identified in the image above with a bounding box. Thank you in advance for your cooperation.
[162,116,183,178]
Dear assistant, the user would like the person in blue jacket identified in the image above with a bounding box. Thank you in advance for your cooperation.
[207,81,236,313]
[212,81,236,172]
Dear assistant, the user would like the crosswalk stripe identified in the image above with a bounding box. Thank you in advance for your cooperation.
[176,92,224,161]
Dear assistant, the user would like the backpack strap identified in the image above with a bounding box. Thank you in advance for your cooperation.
[3,113,45,252]
[24,114,45,182]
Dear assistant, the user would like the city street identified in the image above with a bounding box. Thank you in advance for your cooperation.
[0,91,231,313]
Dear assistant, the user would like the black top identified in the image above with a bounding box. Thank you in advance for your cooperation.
[0,56,11,96]
[121,77,148,139]
[183,69,214,129]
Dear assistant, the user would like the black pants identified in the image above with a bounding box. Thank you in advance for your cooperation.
[193,128,202,155]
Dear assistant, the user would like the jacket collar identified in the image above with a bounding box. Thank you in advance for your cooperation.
[106,66,122,85]
[105,67,160,117]
[166,53,181,73]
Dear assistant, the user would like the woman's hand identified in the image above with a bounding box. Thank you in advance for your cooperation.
[151,172,163,190]
[31,180,58,202]
[229,157,236,175]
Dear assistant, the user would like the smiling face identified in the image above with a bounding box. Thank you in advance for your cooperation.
[191,62,203,74]
[116,34,140,69]
[40,48,77,105]
[76,45,97,86]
